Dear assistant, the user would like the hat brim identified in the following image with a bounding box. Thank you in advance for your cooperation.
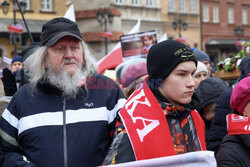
[44,32,82,46]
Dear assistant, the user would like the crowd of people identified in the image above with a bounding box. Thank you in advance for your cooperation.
[0,17,249,167]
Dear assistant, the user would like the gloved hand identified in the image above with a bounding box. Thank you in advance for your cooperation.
[2,68,17,96]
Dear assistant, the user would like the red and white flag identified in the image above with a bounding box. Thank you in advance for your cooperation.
[7,24,23,33]
[100,32,113,38]
[97,19,141,74]
[176,37,186,43]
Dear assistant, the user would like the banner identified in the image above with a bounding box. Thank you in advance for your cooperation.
[120,30,157,61]
[103,151,216,167]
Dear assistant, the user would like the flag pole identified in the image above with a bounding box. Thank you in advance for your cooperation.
[15,0,33,42]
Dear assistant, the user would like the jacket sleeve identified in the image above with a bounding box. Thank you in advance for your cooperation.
[0,98,37,167]
[103,130,136,165]
[106,78,126,137]
[216,144,242,167]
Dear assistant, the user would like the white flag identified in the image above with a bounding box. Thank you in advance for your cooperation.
[64,4,76,22]
[159,33,168,42]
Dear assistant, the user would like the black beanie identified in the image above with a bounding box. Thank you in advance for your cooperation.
[147,39,197,83]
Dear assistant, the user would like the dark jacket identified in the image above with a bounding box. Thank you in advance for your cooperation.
[0,138,3,167]
[14,68,28,88]
[195,77,229,143]
[0,74,126,167]
[207,89,233,151]
[216,135,250,167]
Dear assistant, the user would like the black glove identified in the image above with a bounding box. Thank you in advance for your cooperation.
[2,68,17,96]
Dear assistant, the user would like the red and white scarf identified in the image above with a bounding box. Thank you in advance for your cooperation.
[227,114,250,135]
[119,80,206,160]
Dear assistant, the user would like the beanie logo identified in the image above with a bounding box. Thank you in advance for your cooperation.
[173,46,194,58]
[181,54,195,58]
[173,46,190,55]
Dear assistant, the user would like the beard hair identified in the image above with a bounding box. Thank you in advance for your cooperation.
[45,61,85,98]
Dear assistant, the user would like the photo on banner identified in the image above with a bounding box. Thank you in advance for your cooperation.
[120,30,157,61]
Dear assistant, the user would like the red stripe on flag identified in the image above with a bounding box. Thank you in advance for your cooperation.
[7,26,23,33]
[97,47,123,74]
[100,32,113,38]
[176,37,186,43]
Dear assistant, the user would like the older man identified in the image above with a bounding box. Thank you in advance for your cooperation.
[0,17,126,167]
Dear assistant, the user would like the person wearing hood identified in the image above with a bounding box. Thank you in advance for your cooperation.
[216,76,250,167]
[196,77,229,142]
[103,40,206,165]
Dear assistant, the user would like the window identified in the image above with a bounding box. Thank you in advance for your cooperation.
[132,0,138,5]
[242,9,248,25]
[190,0,196,14]
[18,0,30,11]
[116,0,123,4]
[41,0,53,12]
[168,0,175,12]
[213,6,219,23]
[146,0,153,6]
[180,0,187,13]
[203,5,209,22]
[228,8,234,24]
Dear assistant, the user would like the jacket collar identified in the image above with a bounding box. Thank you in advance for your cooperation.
[37,79,62,94]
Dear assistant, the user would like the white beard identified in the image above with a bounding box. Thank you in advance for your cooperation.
[46,65,85,98]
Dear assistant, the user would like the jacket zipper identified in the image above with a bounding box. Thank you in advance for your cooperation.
[63,97,68,167]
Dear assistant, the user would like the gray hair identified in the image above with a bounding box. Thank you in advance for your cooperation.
[24,41,96,92]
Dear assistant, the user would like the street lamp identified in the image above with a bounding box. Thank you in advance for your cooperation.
[1,0,10,14]
[234,26,244,40]
[172,19,188,38]
[1,0,33,56]
[97,8,114,55]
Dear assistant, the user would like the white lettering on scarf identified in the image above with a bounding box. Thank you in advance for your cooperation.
[125,89,160,142]
[244,125,250,131]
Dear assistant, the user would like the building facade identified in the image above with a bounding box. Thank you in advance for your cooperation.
[74,0,163,60]
[161,0,201,49]
[201,0,250,64]
[0,0,69,60]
